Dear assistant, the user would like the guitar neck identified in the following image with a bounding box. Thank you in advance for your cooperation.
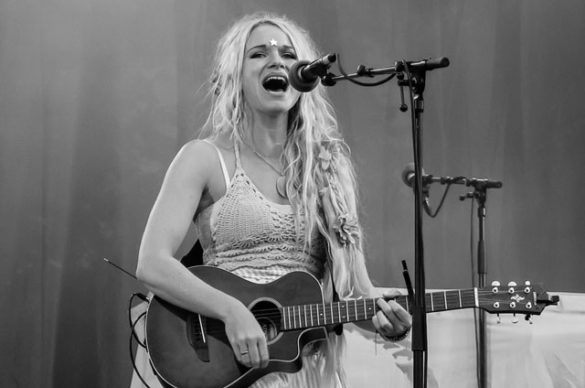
[280,288,479,330]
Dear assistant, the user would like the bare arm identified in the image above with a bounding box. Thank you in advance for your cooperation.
[136,140,268,367]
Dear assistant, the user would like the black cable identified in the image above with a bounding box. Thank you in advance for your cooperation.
[128,293,151,388]
[129,293,148,347]
[336,53,396,86]
[129,318,151,388]
[426,177,467,218]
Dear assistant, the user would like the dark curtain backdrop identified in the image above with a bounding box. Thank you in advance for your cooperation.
[1,0,584,387]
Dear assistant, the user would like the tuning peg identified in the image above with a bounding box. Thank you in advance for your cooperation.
[496,314,501,324]
[508,281,517,293]
[525,314,533,324]
[512,314,519,324]
[491,281,500,293]
[524,281,531,293]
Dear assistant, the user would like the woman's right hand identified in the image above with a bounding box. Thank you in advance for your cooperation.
[223,302,269,369]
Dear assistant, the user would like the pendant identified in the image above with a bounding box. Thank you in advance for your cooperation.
[276,175,287,199]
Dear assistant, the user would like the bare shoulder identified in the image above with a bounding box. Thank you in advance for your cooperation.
[206,133,235,152]
[164,139,218,186]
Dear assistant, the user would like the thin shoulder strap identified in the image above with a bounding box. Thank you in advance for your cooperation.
[233,138,242,169]
[202,139,230,189]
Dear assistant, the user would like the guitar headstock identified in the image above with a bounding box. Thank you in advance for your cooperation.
[478,281,559,320]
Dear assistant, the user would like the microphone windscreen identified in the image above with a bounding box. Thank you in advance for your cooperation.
[401,162,416,187]
[288,60,319,92]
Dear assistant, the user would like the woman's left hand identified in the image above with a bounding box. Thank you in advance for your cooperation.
[372,289,412,341]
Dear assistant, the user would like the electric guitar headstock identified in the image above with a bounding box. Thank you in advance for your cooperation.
[478,281,559,323]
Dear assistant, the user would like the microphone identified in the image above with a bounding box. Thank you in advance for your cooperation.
[401,162,438,188]
[289,53,337,92]
[401,163,433,215]
[401,163,503,189]
[395,57,450,73]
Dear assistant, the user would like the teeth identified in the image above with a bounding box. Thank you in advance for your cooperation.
[266,76,286,82]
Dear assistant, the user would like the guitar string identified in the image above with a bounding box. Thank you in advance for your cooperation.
[205,290,530,317]
[197,292,533,336]
[195,291,532,319]
[189,290,536,335]
[194,293,512,324]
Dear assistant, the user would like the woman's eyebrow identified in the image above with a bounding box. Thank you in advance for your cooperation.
[245,44,296,53]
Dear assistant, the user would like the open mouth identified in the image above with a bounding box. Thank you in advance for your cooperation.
[262,75,289,92]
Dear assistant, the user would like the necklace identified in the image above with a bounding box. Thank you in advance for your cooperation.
[244,141,287,199]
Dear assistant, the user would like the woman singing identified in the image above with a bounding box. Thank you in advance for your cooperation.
[136,12,411,388]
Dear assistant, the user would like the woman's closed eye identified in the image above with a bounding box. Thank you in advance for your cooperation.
[249,49,296,60]
[250,51,266,58]
[281,50,297,59]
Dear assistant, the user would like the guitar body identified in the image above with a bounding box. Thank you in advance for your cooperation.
[145,266,329,388]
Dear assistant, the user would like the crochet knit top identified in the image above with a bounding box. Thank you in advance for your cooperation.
[193,140,326,284]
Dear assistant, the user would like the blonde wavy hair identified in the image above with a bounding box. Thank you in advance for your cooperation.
[201,12,373,299]
[199,12,378,387]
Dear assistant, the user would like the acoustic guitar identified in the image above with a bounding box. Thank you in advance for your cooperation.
[145,265,558,388]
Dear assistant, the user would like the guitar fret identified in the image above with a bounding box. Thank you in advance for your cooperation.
[344,300,349,322]
[297,306,303,328]
[354,299,358,320]
[330,303,334,324]
[337,302,342,323]
[458,290,462,308]
[303,305,307,328]
[430,293,434,311]
[310,304,314,327]
[300,305,304,327]
[300,305,303,328]
[316,304,320,325]
[323,301,327,324]
[346,300,350,321]
[299,305,303,328]
[281,308,285,330]
[443,291,448,310]
[435,292,443,311]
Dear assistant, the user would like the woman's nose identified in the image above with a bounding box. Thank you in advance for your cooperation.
[267,48,285,68]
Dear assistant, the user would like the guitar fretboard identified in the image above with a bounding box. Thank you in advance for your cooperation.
[280,288,478,330]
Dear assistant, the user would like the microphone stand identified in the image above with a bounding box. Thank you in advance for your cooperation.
[400,65,428,388]
[321,57,450,388]
[460,181,499,388]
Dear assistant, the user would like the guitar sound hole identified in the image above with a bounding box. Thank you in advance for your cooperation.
[250,299,282,343]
